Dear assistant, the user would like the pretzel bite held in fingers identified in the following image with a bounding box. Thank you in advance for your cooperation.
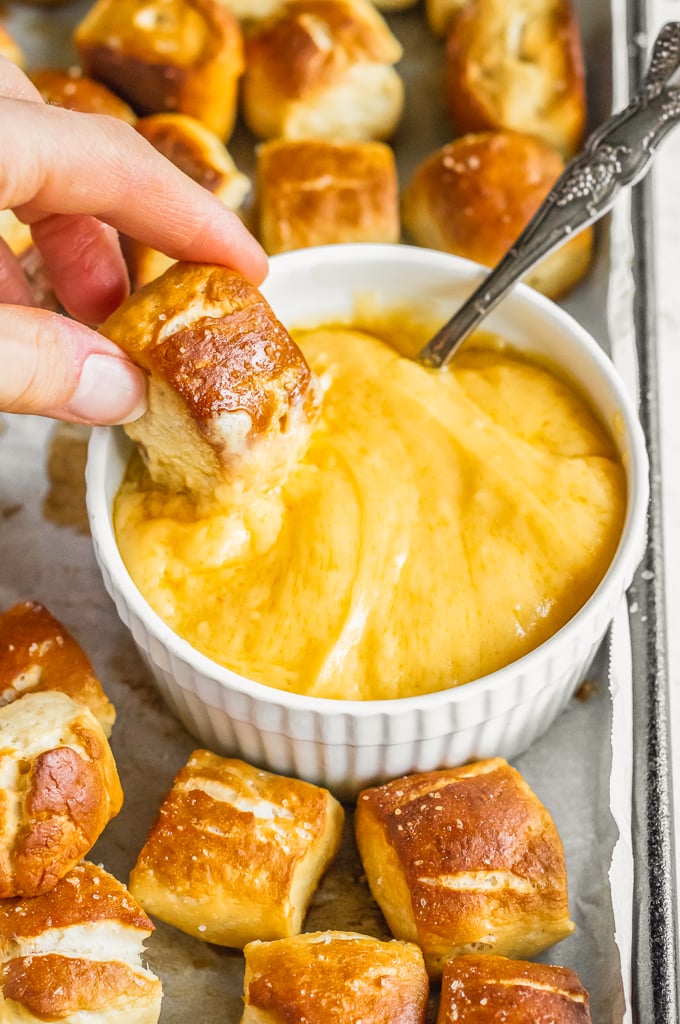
[0,600,115,736]
[100,261,319,503]
[0,861,162,1024]
[124,113,251,288]
[444,0,586,157]
[242,0,404,141]
[29,67,137,122]
[437,954,592,1024]
[0,690,122,897]
[74,0,244,139]
[402,130,592,299]
[241,931,429,1024]
[355,758,575,978]
[255,138,400,254]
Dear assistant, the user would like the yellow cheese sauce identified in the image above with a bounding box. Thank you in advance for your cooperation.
[114,326,626,700]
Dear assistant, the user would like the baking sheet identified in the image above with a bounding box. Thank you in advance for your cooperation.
[0,0,673,1020]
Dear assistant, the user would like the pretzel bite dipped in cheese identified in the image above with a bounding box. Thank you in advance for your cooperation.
[30,67,137,122]
[242,0,404,141]
[124,113,251,288]
[99,262,319,503]
[0,600,115,736]
[74,0,244,140]
[129,752,344,946]
[0,690,123,897]
[402,130,592,299]
[255,138,400,254]
[437,954,592,1024]
[241,931,429,1024]
[0,861,162,1024]
[425,0,467,38]
[444,0,586,158]
[355,758,575,978]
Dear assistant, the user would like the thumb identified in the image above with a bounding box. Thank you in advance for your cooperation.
[0,305,147,425]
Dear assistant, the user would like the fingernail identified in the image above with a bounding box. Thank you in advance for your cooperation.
[67,353,147,425]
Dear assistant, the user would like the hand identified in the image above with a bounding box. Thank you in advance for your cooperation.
[0,58,268,425]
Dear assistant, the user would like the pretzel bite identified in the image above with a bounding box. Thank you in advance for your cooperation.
[124,113,251,288]
[425,0,467,38]
[355,758,575,978]
[30,67,137,121]
[242,0,404,141]
[444,0,586,157]
[74,0,244,140]
[0,600,115,736]
[437,955,592,1024]
[255,138,400,254]
[100,261,319,502]
[129,752,344,946]
[0,690,123,897]
[242,931,429,1024]
[0,25,23,67]
[402,130,592,299]
[0,861,162,1024]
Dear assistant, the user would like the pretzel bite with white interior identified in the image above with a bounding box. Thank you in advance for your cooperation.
[100,261,319,503]
[242,0,404,141]
[402,130,592,299]
[437,954,592,1024]
[0,25,24,66]
[0,600,115,736]
[124,113,251,288]
[444,0,586,157]
[354,757,575,978]
[0,690,123,897]
[0,861,162,1024]
[30,67,137,122]
[129,752,344,946]
[241,931,429,1024]
[74,0,244,140]
[255,138,399,254]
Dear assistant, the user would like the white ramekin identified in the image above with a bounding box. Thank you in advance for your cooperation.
[86,244,649,797]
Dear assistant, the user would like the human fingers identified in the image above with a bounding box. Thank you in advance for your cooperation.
[2,99,268,284]
[0,305,147,424]
[30,214,130,323]
[0,237,33,307]
[0,56,43,102]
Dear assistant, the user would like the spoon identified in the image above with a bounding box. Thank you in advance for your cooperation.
[417,20,680,370]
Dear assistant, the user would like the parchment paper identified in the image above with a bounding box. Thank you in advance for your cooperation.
[0,1,636,1021]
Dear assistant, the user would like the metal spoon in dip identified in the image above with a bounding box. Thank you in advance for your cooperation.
[417,20,680,370]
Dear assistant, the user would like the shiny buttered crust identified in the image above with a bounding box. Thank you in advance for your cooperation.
[0,26,23,67]
[0,601,116,736]
[241,931,429,1024]
[402,130,592,299]
[74,0,244,139]
[124,114,250,288]
[0,691,123,898]
[100,261,319,502]
[354,757,575,978]
[0,861,162,1024]
[256,138,400,254]
[444,0,586,158]
[242,0,404,141]
[29,67,137,122]
[437,955,592,1024]
[129,751,344,947]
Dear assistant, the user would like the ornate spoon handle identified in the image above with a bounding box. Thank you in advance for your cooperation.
[417,20,680,370]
